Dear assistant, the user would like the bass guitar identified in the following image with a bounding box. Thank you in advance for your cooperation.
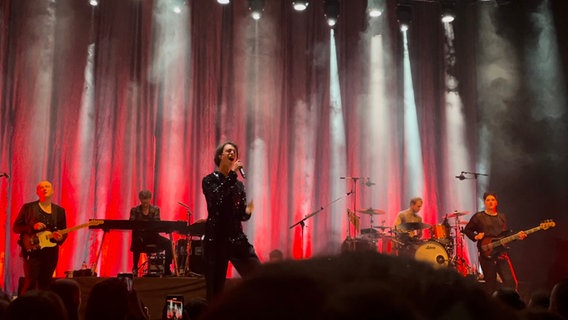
[20,220,104,253]
[479,219,556,259]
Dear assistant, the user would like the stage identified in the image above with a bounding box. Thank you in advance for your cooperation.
[73,276,206,320]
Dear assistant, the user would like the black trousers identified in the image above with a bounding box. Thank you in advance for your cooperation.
[204,238,261,301]
[131,235,173,271]
[22,247,59,294]
[479,253,518,294]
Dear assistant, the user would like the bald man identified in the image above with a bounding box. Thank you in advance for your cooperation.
[13,181,67,294]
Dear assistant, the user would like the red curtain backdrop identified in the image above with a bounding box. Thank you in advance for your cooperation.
[1,0,567,295]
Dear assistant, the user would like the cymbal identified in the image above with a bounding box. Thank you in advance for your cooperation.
[360,228,379,234]
[398,222,432,231]
[371,225,391,230]
[356,208,386,215]
[447,211,469,218]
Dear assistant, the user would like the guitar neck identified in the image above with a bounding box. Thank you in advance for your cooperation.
[497,226,542,246]
[56,222,94,235]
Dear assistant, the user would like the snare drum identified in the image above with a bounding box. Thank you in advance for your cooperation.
[413,241,449,268]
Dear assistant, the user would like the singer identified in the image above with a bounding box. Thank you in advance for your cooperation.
[201,141,260,301]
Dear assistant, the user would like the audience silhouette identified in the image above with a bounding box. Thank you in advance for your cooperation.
[6,289,68,320]
[199,251,521,320]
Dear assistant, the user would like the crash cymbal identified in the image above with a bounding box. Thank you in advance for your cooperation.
[398,222,432,231]
[356,208,386,215]
[447,211,469,218]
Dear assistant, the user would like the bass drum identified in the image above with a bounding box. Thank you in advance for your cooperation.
[341,238,373,253]
[414,241,449,268]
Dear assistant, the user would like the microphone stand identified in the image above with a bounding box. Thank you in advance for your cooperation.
[339,177,364,239]
[456,171,488,180]
[289,191,353,259]
[177,202,194,276]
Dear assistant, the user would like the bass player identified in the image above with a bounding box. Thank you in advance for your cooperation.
[464,192,526,294]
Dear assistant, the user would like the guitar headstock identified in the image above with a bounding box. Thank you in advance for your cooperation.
[89,219,105,226]
[540,219,556,230]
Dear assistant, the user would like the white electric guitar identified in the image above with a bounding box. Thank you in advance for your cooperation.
[19,220,104,253]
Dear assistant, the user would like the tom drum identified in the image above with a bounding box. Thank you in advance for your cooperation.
[432,224,449,240]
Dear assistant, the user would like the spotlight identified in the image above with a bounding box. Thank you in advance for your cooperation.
[292,0,309,12]
[367,0,384,18]
[89,0,98,6]
[248,0,265,20]
[217,0,230,5]
[396,4,411,32]
[172,0,187,13]
[440,1,455,23]
[324,0,340,27]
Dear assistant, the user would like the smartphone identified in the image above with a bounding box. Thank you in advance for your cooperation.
[165,294,184,320]
[117,272,134,292]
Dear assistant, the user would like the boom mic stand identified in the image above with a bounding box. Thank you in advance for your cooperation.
[339,176,364,239]
[289,190,353,259]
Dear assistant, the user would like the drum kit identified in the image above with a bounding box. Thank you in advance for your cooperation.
[344,208,473,273]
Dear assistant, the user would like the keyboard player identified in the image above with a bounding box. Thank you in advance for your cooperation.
[130,190,173,276]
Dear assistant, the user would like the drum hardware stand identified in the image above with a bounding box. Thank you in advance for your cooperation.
[177,201,195,277]
[290,190,353,259]
[450,215,472,275]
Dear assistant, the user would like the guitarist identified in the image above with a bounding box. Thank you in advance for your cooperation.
[463,192,526,294]
[12,180,67,294]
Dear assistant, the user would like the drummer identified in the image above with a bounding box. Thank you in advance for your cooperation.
[393,197,424,244]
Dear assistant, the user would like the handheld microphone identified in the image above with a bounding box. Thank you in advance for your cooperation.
[239,167,246,179]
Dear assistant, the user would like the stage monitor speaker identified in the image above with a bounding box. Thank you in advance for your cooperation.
[189,240,205,275]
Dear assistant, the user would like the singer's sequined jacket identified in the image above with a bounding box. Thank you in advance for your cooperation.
[202,170,251,243]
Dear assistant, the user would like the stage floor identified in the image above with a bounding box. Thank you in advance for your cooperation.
[73,276,206,320]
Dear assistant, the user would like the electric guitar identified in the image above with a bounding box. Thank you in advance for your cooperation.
[478,219,556,259]
[19,220,104,253]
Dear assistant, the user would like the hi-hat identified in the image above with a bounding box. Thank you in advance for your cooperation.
[361,228,379,234]
[356,208,386,215]
[447,211,469,218]
[372,225,391,230]
[398,222,432,231]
